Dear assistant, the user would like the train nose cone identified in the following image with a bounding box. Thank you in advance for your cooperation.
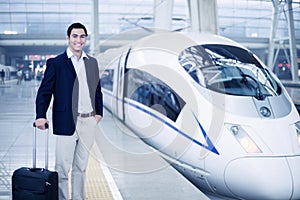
[224,156,300,199]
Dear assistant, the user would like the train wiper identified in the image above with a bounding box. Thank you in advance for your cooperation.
[242,74,265,100]
[235,65,265,100]
[255,84,265,100]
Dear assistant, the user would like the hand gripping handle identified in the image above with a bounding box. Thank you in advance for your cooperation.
[32,122,49,169]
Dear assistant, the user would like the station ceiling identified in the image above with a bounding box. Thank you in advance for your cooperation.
[0,0,299,59]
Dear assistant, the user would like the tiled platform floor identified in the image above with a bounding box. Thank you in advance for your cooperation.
[0,79,208,200]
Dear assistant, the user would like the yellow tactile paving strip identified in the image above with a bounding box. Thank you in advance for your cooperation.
[68,148,115,200]
[85,151,115,200]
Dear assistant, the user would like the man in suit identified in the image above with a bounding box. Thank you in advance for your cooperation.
[35,22,103,200]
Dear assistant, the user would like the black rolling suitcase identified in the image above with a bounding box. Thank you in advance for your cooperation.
[12,123,58,200]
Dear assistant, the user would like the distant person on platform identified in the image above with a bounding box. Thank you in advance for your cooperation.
[0,69,5,84]
[16,70,23,85]
[34,22,103,200]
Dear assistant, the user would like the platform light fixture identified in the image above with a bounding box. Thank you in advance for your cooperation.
[3,30,17,35]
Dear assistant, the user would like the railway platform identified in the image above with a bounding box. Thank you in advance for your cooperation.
[0,79,208,199]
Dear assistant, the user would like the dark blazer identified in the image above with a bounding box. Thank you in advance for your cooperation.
[35,51,103,135]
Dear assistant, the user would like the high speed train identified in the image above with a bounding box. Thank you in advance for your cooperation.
[99,31,300,199]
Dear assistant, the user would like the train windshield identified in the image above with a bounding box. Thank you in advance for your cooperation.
[178,44,281,99]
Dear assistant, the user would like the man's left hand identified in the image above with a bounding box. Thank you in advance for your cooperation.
[95,115,102,124]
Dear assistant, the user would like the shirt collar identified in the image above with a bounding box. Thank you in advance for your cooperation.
[67,48,88,60]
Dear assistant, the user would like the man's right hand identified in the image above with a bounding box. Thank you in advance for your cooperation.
[35,118,48,130]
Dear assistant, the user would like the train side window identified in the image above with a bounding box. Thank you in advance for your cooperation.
[126,69,185,122]
[131,84,152,106]
[151,84,183,121]
[100,69,114,91]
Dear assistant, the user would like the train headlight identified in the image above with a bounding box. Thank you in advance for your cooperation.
[294,121,300,146]
[226,124,262,153]
[260,106,271,118]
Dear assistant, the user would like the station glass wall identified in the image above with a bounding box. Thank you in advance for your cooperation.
[0,0,299,40]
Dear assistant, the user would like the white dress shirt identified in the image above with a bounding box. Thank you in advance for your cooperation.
[67,48,93,114]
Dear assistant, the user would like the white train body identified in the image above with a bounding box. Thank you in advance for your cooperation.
[99,32,300,199]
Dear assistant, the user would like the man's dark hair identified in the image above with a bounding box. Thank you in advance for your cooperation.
[67,22,88,37]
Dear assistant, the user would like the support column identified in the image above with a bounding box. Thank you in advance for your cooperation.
[90,0,99,56]
[267,0,280,70]
[0,47,6,65]
[187,0,218,34]
[286,0,298,81]
[153,0,174,31]
[267,0,298,81]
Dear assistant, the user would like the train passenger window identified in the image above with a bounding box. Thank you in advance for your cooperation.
[179,44,281,99]
[100,69,114,91]
[125,69,185,122]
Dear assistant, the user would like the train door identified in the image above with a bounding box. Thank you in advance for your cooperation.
[115,48,131,121]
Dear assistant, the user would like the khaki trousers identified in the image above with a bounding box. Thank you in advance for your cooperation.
[55,116,97,200]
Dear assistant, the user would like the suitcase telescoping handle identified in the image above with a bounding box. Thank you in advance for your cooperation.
[32,122,49,170]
